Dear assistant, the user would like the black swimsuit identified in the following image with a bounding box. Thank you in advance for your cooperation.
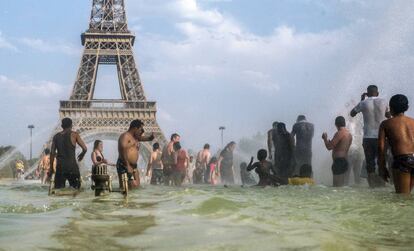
[116,158,138,180]
[393,154,414,175]
[332,158,348,175]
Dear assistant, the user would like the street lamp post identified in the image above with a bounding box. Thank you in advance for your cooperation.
[28,125,35,160]
[219,126,226,149]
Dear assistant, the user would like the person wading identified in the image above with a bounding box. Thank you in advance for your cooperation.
[291,115,314,175]
[117,119,154,191]
[350,85,390,187]
[322,116,353,187]
[50,118,87,189]
[379,94,414,194]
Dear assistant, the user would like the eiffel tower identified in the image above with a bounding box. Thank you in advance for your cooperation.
[48,0,166,159]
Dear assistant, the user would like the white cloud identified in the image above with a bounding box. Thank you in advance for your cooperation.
[0,31,18,51]
[20,38,81,56]
[0,75,66,97]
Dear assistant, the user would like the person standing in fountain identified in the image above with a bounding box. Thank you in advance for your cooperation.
[162,133,180,185]
[50,118,87,189]
[117,119,155,190]
[209,157,220,185]
[38,148,55,184]
[218,142,236,185]
[379,94,414,194]
[322,116,353,187]
[291,115,314,175]
[267,122,278,162]
[350,85,390,187]
[274,123,295,177]
[91,140,115,168]
[195,144,211,183]
[172,142,189,186]
[146,143,164,185]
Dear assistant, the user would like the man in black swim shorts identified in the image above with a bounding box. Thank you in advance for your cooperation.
[323,116,353,187]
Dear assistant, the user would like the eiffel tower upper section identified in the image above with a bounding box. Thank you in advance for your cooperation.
[69,0,146,101]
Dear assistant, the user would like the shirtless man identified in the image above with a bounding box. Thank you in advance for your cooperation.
[146,142,164,185]
[117,119,154,190]
[379,94,414,194]
[196,144,211,183]
[50,118,87,189]
[322,116,353,187]
[161,133,180,185]
[267,122,278,161]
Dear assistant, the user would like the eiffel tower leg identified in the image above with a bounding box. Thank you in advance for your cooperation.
[70,45,100,100]
[118,53,146,101]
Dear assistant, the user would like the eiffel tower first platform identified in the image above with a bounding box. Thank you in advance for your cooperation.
[49,0,166,157]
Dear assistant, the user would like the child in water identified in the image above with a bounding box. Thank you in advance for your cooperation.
[247,149,284,186]
[209,157,220,185]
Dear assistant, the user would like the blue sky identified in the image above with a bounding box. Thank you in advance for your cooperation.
[1,0,414,162]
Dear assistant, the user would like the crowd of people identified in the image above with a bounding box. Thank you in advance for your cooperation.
[41,85,414,195]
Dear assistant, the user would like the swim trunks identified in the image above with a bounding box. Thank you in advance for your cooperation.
[331,158,348,175]
[393,154,414,175]
[150,168,164,185]
[116,158,138,180]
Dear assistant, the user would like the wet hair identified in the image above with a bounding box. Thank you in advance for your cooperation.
[170,133,180,141]
[390,94,409,114]
[367,85,378,96]
[173,142,181,151]
[299,164,313,178]
[204,144,210,149]
[277,123,289,135]
[153,142,160,151]
[44,148,50,155]
[297,115,306,122]
[257,149,267,161]
[272,121,278,128]
[335,116,346,127]
[93,140,102,151]
[61,117,72,129]
[240,162,247,169]
[224,141,236,150]
[209,157,218,165]
[129,119,144,129]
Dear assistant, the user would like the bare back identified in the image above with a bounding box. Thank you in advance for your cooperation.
[381,115,414,156]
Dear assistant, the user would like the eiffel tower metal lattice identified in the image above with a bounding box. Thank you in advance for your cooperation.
[47,0,166,159]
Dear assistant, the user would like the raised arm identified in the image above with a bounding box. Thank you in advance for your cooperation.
[378,122,389,182]
[138,133,155,142]
[350,101,362,118]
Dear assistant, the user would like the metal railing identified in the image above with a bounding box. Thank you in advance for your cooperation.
[60,100,156,110]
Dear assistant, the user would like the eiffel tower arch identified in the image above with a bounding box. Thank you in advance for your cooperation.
[46,0,166,165]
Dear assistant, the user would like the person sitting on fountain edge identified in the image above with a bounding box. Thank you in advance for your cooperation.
[379,94,414,194]
[117,119,154,190]
[50,118,87,189]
